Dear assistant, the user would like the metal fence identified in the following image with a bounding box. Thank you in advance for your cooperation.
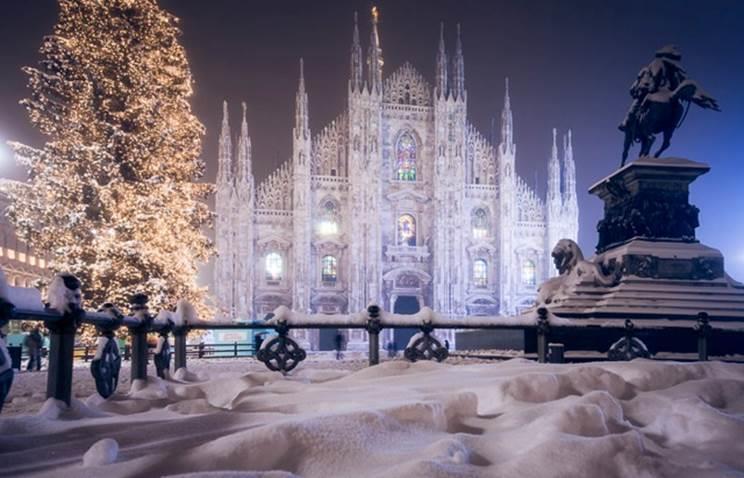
[1,292,742,412]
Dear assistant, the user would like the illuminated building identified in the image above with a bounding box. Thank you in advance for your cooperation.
[213,10,579,349]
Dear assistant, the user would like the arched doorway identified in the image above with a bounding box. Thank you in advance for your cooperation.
[393,296,420,351]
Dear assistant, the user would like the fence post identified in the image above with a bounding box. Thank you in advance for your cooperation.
[84,345,89,362]
[173,326,187,370]
[695,312,711,361]
[234,341,238,357]
[536,307,550,364]
[46,275,84,406]
[128,293,152,382]
[366,305,382,367]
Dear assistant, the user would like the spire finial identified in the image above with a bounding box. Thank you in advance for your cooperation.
[435,22,448,97]
[295,58,309,138]
[350,11,363,91]
[218,101,232,184]
[452,23,465,99]
[367,6,383,92]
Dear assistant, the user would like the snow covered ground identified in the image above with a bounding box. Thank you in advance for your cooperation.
[1,357,743,477]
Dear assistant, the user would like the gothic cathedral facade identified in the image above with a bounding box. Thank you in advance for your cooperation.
[213,11,579,349]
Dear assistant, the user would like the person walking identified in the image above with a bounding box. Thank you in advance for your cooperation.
[24,326,43,372]
[334,332,344,361]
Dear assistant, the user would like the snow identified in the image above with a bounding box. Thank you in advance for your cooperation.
[174,299,197,326]
[0,358,743,477]
[268,304,567,328]
[82,438,119,467]
[46,273,81,314]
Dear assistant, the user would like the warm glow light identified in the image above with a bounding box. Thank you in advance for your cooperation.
[318,220,338,236]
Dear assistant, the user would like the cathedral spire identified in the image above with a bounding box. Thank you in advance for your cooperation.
[563,129,576,203]
[547,128,561,204]
[350,11,363,92]
[500,78,513,148]
[295,58,309,139]
[435,22,448,98]
[367,6,383,93]
[236,101,252,183]
[452,23,465,100]
[217,100,232,184]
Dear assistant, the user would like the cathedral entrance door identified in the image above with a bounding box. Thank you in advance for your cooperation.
[393,296,420,351]
[318,329,340,351]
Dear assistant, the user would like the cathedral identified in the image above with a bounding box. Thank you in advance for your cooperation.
[213,10,579,350]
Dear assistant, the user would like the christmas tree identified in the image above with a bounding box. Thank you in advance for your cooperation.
[7,0,213,333]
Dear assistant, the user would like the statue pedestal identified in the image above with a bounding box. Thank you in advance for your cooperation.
[589,156,709,253]
[537,157,744,356]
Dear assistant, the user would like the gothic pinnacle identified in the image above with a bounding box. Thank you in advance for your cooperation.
[436,22,448,97]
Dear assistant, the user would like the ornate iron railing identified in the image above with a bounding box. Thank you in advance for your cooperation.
[0,274,741,413]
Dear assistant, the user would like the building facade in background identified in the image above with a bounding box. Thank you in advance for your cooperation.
[0,181,50,289]
[213,11,578,349]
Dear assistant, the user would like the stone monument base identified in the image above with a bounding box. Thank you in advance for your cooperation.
[535,157,744,356]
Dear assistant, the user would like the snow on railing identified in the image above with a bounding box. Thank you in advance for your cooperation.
[1,267,740,413]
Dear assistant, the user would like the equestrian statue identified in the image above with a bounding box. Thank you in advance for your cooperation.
[619,45,720,166]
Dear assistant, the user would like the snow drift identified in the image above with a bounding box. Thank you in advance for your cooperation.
[0,358,743,477]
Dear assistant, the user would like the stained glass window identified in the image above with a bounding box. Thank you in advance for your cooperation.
[321,255,337,284]
[265,252,283,281]
[473,260,488,287]
[522,259,536,287]
[398,214,416,246]
[472,208,489,239]
[317,200,339,235]
[396,131,417,181]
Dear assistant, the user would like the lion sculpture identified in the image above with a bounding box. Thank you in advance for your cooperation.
[537,239,618,306]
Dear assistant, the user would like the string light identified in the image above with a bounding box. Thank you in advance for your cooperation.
[8,0,213,342]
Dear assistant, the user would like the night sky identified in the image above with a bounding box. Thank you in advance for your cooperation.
[0,0,743,281]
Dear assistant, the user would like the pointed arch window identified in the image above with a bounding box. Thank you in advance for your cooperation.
[321,255,338,284]
[397,214,416,246]
[265,252,283,281]
[395,131,417,181]
[473,259,488,287]
[522,259,536,287]
[472,208,489,239]
[317,199,339,236]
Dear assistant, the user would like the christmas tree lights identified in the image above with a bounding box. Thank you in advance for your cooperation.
[7,0,213,336]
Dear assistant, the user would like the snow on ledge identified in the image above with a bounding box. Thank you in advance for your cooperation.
[266,305,568,328]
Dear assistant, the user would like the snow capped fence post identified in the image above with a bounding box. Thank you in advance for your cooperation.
[695,312,711,361]
[536,307,550,363]
[45,273,84,406]
[366,305,382,366]
[127,293,152,382]
[173,326,188,370]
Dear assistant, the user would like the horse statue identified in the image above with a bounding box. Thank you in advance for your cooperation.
[620,46,720,166]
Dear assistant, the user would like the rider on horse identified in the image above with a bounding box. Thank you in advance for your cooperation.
[619,46,719,165]
[619,46,688,133]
